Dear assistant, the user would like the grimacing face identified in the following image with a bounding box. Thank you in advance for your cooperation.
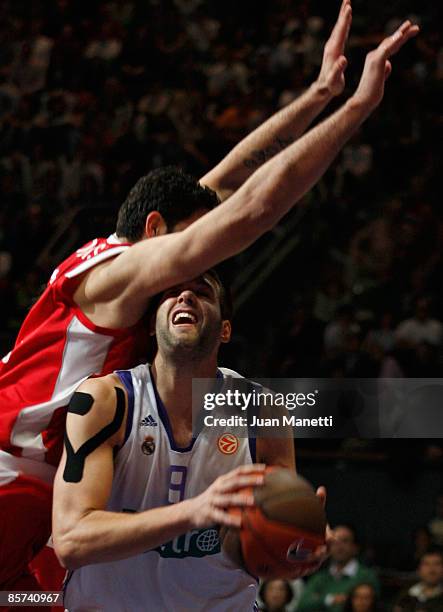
[153,274,230,360]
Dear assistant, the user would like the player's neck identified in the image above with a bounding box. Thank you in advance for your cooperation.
[151,354,218,417]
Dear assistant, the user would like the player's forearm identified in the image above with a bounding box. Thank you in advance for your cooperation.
[179,96,369,277]
[97,97,367,307]
[55,499,195,569]
[201,82,334,199]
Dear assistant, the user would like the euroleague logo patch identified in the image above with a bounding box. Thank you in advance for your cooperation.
[217,433,239,455]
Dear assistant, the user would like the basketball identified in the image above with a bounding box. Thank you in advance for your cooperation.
[220,468,326,579]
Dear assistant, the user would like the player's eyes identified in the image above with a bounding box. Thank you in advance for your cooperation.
[163,290,178,299]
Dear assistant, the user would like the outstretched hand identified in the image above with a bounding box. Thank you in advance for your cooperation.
[353,20,419,111]
[317,0,352,97]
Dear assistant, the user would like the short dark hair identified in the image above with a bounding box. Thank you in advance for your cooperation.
[205,268,233,322]
[420,548,443,564]
[334,523,360,546]
[116,166,220,241]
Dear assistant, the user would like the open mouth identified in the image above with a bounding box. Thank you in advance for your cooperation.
[172,310,198,326]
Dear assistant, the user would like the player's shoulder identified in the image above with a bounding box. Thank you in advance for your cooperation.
[51,236,131,285]
[77,372,121,396]
[72,374,128,426]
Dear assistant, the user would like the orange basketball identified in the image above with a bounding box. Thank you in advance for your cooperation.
[220,467,326,579]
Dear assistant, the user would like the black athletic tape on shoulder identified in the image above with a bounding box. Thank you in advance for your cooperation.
[63,387,125,483]
[68,392,94,416]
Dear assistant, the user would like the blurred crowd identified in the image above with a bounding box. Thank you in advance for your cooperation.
[0,0,441,376]
[257,520,443,611]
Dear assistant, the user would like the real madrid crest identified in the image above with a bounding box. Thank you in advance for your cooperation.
[142,435,156,455]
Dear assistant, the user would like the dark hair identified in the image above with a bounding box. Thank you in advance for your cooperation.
[116,166,220,241]
[419,548,443,564]
[343,583,379,612]
[259,579,293,609]
[334,523,360,546]
[205,268,233,322]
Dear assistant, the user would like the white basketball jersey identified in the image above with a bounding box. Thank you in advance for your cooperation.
[64,364,258,612]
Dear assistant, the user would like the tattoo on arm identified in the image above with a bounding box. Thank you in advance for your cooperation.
[243,136,295,169]
[63,387,125,483]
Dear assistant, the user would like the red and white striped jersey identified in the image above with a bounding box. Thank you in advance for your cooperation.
[0,235,148,482]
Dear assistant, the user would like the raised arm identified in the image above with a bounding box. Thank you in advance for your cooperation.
[200,0,353,200]
[53,376,265,569]
[81,21,418,328]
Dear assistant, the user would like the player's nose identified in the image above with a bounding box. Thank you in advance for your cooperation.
[177,290,196,305]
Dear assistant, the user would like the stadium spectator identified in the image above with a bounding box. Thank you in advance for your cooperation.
[258,579,297,611]
[297,525,379,612]
[343,583,383,612]
[393,550,443,612]
[395,297,443,348]
[428,494,443,548]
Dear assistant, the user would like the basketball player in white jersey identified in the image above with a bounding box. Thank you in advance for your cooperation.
[53,270,317,611]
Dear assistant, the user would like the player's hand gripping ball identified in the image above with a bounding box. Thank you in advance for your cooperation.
[219,467,326,579]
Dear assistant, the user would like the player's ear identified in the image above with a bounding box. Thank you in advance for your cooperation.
[220,320,231,344]
[145,212,167,238]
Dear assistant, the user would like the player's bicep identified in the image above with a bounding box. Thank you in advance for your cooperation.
[257,436,295,470]
[53,381,126,540]
[81,233,187,305]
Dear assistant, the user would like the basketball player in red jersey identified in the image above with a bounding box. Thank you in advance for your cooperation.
[0,0,418,595]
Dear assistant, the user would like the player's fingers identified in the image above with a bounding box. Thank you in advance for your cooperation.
[325,524,336,544]
[337,0,351,23]
[335,55,348,73]
[227,463,266,475]
[315,485,327,506]
[213,492,254,507]
[212,508,242,528]
[379,21,419,58]
[217,473,265,493]
[384,60,392,80]
[218,463,265,483]
[328,1,352,53]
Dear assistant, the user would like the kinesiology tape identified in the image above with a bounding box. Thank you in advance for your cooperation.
[63,387,125,483]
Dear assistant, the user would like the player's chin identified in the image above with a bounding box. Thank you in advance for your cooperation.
[171,325,200,340]
[171,322,200,334]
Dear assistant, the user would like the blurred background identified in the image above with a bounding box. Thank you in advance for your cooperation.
[0,0,441,608]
